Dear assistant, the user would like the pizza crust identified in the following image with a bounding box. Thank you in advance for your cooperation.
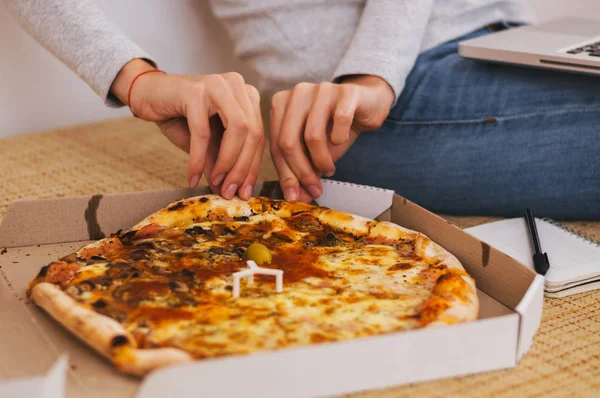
[29,195,479,375]
[31,283,192,376]
[315,208,478,325]
[113,346,192,376]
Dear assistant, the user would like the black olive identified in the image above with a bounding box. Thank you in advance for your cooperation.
[234,215,249,222]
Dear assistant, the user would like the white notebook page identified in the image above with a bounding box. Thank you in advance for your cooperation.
[465,218,600,287]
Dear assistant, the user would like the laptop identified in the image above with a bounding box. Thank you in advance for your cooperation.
[458,17,600,76]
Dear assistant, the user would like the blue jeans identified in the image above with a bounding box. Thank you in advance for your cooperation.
[333,27,600,220]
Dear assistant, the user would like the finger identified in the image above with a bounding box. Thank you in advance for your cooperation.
[238,86,266,200]
[184,95,211,187]
[202,75,249,187]
[220,84,264,199]
[238,145,264,200]
[298,186,314,203]
[157,118,191,153]
[329,128,360,162]
[330,84,359,146]
[204,116,223,194]
[304,83,337,175]
[270,90,300,201]
[279,83,323,198]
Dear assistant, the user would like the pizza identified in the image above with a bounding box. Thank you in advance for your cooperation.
[27,195,478,376]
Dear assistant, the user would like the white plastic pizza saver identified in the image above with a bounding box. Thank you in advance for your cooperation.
[232,260,283,298]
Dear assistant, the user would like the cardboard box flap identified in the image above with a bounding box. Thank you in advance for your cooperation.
[316,180,394,219]
[515,274,545,359]
[0,182,287,248]
[137,313,518,398]
[0,182,542,396]
[390,195,538,311]
[0,355,67,398]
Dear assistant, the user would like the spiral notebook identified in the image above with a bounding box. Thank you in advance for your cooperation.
[465,218,600,298]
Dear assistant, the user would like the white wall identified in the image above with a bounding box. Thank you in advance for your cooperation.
[0,0,597,137]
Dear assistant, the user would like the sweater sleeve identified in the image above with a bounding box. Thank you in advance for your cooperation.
[332,0,435,103]
[2,0,156,107]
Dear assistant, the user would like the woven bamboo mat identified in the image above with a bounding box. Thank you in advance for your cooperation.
[1,118,600,397]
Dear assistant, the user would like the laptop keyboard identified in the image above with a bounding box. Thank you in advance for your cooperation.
[567,40,600,57]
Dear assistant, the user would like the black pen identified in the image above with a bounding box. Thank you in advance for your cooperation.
[525,209,550,275]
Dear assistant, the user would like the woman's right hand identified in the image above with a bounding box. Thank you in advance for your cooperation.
[110,59,265,201]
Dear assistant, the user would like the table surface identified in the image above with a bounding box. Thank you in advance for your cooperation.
[2,118,600,397]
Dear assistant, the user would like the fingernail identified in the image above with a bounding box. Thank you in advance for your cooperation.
[285,188,298,202]
[307,185,322,198]
[189,174,200,187]
[224,184,238,199]
[241,185,253,199]
[212,174,225,186]
[325,170,335,177]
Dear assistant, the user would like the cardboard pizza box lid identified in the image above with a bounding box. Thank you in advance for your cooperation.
[0,180,543,398]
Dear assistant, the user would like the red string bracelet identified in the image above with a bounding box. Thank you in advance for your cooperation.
[127,69,166,117]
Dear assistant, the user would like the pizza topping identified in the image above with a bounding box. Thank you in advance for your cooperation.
[244,243,272,265]
[135,223,165,239]
[118,230,138,244]
[168,280,189,293]
[28,195,477,370]
[43,261,80,287]
[271,250,330,283]
[185,226,206,236]
[135,307,194,324]
[134,241,156,249]
[389,262,415,271]
[286,213,322,231]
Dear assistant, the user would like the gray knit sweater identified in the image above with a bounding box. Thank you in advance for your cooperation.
[3,0,529,106]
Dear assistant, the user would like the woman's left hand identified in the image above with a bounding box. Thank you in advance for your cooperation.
[269,75,395,202]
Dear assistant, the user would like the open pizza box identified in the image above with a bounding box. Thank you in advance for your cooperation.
[0,180,544,398]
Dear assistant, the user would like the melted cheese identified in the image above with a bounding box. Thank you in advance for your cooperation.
[36,196,473,363]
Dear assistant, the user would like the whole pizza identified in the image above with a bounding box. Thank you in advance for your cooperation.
[27,195,478,376]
